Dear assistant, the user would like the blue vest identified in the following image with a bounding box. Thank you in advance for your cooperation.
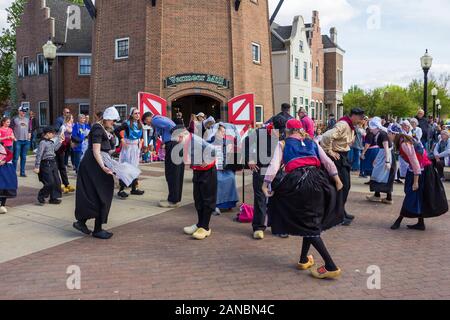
[126,121,143,140]
[283,138,319,165]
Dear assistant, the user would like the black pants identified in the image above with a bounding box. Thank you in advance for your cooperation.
[193,167,217,230]
[165,141,185,203]
[331,151,351,213]
[56,151,69,187]
[119,178,138,190]
[38,160,62,200]
[252,170,267,231]
[433,159,445,180]
[0,198,6,206]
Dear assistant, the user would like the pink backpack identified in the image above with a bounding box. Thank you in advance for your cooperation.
[236,204,254,223]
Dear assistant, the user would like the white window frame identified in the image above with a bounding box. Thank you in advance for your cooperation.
[22,56,29,77]
[113,104,128,121]
[78,56,92,75]
[38,101,48,126]
[79,103,90,115]
[115,37,130,60]
[252,42,261,64]
[303,61,308,81]
[36,54,45,75]
[255,105,264,124]
[299,40,304,53]
[294,58,299,79]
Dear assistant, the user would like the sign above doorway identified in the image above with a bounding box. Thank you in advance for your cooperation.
[138,92,167,117]
[228,93,255,136]
[164,73,230,89]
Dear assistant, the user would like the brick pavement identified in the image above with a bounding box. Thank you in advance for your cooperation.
[1,180,449,300]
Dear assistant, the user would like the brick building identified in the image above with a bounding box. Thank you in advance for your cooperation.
[90,0,275,125]
[16,0,92,127]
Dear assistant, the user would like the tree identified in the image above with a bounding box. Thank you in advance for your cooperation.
[376,85,415,118]
[343,85,369,115]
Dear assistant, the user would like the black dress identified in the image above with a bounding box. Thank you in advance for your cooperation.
[75,124,115,224]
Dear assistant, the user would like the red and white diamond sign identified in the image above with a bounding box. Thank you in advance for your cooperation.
[139,92,167,117]
[228,93,255,136]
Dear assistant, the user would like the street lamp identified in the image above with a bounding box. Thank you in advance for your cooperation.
[42,39,57,126]
[436,99,441,122]
[438,103,442,123]
[421,49,433,116]
[432,87,438,121]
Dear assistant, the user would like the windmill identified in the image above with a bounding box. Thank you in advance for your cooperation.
[270,0,285,25]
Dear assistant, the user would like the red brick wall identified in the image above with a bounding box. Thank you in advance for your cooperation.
[309,11,324,104]
[92,0,274,122]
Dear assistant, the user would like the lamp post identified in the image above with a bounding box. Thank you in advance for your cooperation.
[420,49,433,116]
[42,39,57,126]
[438,103,442,123]
[436,99,441,123]
[431,87,438,122]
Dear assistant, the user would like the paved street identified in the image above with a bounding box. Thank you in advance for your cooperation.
[0,158,450,300]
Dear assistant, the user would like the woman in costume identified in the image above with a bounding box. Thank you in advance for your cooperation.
[208,123,240,215]
[0,143,17,214]
[263,119,344,279]
[114,108,145,199]
[390,127,448,231]
[73,107,121,239]
[366,118,397,205]
[360,123,379,178]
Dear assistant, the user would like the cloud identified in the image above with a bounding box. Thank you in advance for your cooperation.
[0,0,13,31]
[269,0,359,28]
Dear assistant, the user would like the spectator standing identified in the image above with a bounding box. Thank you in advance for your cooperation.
[11,106,31,177]
[0,117,16,151]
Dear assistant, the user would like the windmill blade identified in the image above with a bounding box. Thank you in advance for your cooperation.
[83,0,97,19]
[270,0,285,25]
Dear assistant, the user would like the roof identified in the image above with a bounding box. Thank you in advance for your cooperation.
[322,35,345,52]
[271,25,293,52]
[271,33,286,52]
[46,0,93,54]
[273,25,292,40]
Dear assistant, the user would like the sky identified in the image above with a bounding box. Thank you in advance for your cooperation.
[1,0,449,91]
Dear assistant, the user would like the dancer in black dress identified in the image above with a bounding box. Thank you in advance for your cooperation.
[73,107,120,239]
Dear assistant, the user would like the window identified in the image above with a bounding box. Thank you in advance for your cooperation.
[252,43,261,64]
[303,62,308,81]
[299,40,304,52]
[292,97,298,117]
[255,105,264,124]
[115,38,129,60]
[37,54,45,75]
[23,57,29,76]
[310,101,315,119]
[316,63,319,83]
[294,59,299,79]
[114,105,127,121]
[305,98,309,110]
[79,57,91,75]
[79,104,90,115]
[39,102,48,126]
[300,97,304,105]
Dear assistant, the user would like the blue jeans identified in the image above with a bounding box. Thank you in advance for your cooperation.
[13,140,30,176]
[72,151,82,172]
[349,148,361,171]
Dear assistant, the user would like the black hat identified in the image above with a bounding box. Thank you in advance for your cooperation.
[42,126,56,134]
[350,108,365,116]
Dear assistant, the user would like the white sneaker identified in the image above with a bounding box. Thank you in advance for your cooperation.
[0,206,7,214]
[183,224,198,235]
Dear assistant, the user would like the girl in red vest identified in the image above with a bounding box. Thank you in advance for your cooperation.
[390,124,448,230]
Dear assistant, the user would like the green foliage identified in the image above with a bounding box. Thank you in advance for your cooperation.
[344,77,450,118]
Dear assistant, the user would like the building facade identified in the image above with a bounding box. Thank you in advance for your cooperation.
[271,16,312,118]
[90,0,275,125]
[16,0,92,127]
[271,10,345,124]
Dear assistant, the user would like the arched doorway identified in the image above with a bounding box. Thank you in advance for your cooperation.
[171,95,222,127]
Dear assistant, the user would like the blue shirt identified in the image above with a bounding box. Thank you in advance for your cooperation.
[152,116,176,144]
[71,123,90,152]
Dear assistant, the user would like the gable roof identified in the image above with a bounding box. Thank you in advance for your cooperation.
[46,0,92,54]
[322,35,345,53]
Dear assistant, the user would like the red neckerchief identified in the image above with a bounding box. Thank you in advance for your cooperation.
[338,116,355,131]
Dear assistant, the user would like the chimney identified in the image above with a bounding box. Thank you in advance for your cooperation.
[330,27,337,44]
[312,10,319,24]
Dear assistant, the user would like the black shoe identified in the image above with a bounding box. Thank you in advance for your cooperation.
[390,223,401,230]
[130,189,145,195]
[278,234,289,238]
[73,221,92,235]
[20,174,27,178]
[407,223,426,231]
[395,179,404,184]
[364,181,370,185]
[92,230,113,239]
[342,218,352,226]
[345,213,355,220]
[49,199,62,205]
[37,196,46,205]
[117,191,129,198]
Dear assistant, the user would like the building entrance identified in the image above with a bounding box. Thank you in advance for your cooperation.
[171,95,222,126]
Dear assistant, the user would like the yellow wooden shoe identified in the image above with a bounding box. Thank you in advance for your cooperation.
[310,265,342,279]
[192,228,211,240]
[183,224,198,235]
[66,185,76,192]
[62,186,70,194]
[297,255,314,270]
